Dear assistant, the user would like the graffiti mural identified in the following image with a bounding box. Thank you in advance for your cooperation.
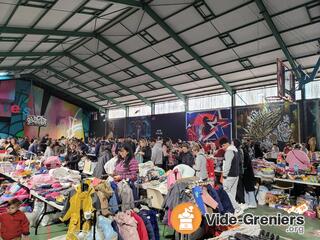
[186,110,231,144]
[236,102,299,146]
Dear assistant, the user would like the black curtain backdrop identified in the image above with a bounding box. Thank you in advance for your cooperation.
[151,112,186,141]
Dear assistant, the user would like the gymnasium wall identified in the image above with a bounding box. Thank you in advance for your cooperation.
[0,79,90,139]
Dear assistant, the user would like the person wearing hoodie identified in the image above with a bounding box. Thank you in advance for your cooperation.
[151,138,163,168]
[192,143,208,180]
[219,137,243,216]
[177,143,194,167]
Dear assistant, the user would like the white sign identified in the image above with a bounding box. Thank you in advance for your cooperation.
[26,115,47,127]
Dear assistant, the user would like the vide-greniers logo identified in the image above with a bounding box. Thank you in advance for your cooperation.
[171,202,202,234]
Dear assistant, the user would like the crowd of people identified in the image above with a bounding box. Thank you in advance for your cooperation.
[0,134,317,217]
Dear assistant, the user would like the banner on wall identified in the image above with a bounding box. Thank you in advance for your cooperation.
[236,102,299,149]
[151,112,186,141]
[107,118,126,138]
[126,116,151,139]
[186,109,231,144]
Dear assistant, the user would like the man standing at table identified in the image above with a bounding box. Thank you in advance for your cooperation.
[219,137,243,216]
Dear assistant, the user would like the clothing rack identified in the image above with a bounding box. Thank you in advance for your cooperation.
[91,197,152,240]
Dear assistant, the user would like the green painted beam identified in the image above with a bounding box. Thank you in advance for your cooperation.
[0,65,44,71]
[23,74,101,110]
[142,4,233,95]
[0,26,94,38]
[67,53,152,106]
[104,0,141,7]
[254,0,300,78]
[0,52,64,57]
[96,35,186,102]
[46,66,126,109]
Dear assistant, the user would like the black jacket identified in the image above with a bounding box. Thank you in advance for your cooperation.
[65,151,81,170]
[178,151,194,167]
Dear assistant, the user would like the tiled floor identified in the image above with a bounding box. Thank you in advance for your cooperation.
[30,206,320,240]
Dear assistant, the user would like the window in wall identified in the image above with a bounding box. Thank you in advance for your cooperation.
[155,100,185,114]
[305,80,320,99]
[188,93,231,111]
[129,105,151,117]
[235,86,278,106]
[108,108,125,119]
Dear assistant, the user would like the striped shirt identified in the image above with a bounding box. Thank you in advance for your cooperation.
[114,158,139,180]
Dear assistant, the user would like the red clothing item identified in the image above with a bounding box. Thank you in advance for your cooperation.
[131,211,148,240]
[0,210,30,240]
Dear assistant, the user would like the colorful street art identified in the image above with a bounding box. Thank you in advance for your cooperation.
[236,102,299,148]
[0,79,89,139]
[39,96,86,139]
[186,110,231,144]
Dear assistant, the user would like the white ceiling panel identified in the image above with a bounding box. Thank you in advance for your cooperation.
[281,22,320,45]
[175,60,203,73]
[112,58,133,70]
[153,66,181,78]
[213,3,261,33]
[165,6,203,33]
[0,57,21,66]
[53,0,85,12]
[202,49,239,66]
[249,50,285,65]
[206,0,250,16]
[96,84,121,93]
[8,6,44,27]
[121,10,155,33]
[143,57,172,71]
[179,22,219,45]
[0,42,16,51]
[193,69,210,79]
[131,85,150,92]
[35,10,70,29]
[264,0,309,15]
[164,75,191,85]
[131,47,162,62]
[120,75,153,87]
[75,71,101,82]
[13,35,45,51]
[212,61,244,75]
[59,13,93,31]
[152,38,181,55]
[85,55,108,68]
[116,35,149,53]
[0,3,15,25]
[98,64,120,75]
[109,71,130,81]
[233,36,279,57]
[273,7,310,31]
[68,87,82,94]
[230,21,271,44]
[33,42,57,52]
[71,47,95,59]
[191,37,227,56]
[150,1,192,19]
[223,70,255,82]
[46,76,63,85]
[288,42,319,57]
[85,81,102,89]
[114,95,137,102]
[147,24,169,41]
[81,18,110,32]
[84,38,107,53]
[61,68,80,78]
[79,90,96,98]
[87,96,100,102]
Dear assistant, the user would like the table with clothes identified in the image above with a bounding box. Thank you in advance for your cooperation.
[60,177,161,240]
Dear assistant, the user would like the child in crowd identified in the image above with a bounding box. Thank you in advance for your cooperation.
[0,199,30,240]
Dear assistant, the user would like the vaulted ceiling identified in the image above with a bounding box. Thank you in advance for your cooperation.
[0,0,319,110]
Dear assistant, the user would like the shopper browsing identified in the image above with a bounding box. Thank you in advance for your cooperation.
[0,199,30,240]
[219,137,243,216]
[192,143,208,180]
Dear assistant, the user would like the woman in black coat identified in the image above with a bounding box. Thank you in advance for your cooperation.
[242,143,257,208]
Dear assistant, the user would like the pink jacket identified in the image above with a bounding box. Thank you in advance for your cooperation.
[114,212,139,240]
[286,150,311,170]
